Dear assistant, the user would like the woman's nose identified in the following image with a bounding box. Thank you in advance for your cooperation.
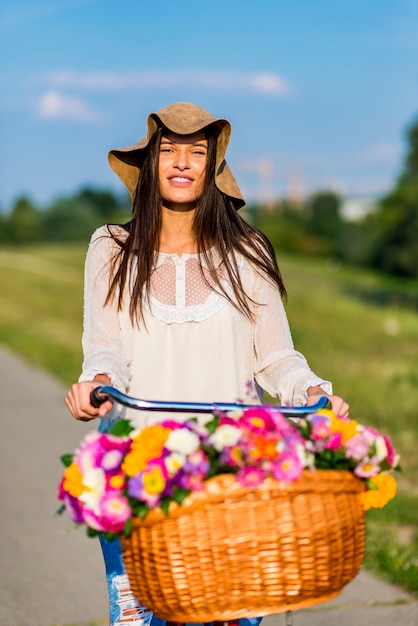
[173,148,190,169]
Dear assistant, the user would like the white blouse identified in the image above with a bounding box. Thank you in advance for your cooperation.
[79,225,331,426]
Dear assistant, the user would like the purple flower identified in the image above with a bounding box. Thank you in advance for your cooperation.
[63,492,84,525]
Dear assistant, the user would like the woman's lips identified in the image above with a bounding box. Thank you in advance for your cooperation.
[168,176,194,185]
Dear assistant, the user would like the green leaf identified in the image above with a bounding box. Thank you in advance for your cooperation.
[109,419,133,436]
[172,486,191,505]
[160,497,170,516]
[205,414,220,434]
[55,503,66,516]
[102,531,119,542]
[86,527,100,538]
[60,453,74,467]
[123,518,133,537]
[134,502,149,520]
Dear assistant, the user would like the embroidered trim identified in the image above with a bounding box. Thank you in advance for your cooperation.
[145,288,230,324]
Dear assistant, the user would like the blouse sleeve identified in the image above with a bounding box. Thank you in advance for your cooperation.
[252,271,332,406]
[78,226,132,392]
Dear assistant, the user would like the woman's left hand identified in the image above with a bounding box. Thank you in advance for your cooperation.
[306,386,350,418]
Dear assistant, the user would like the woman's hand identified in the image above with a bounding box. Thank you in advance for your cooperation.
[306,385,350,418]
[64,376,113,421]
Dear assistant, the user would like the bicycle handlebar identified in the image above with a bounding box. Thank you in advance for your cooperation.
[90,385,331,418]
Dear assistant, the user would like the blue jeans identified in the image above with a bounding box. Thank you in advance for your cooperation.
[100,535,263,626]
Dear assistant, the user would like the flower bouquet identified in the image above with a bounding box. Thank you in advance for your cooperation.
[58,400,399,620]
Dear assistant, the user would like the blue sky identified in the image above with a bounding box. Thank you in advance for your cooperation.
[1,0,417,211]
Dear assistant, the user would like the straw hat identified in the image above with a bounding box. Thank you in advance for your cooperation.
[108,102,245,208]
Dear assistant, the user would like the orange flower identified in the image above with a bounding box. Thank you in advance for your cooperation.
[122,424,171,476]
[63,463,84,497]
[359,473,397,510]
[252,435,279,461]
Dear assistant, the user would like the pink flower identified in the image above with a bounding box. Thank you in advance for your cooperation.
[100,449,125,473]
[382,434,398,467]
[237,466,266,487]
[308,414,332,440]
[272,452,303,482]
[75,432,104,473]
[82,508,108,532]
[325,432,342,450]
[99,492,131,532]
[345,433,371,462]
[354,456,380,478]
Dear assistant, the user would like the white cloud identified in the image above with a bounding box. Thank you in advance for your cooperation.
[44,70,291,96]
[37,90,102,122]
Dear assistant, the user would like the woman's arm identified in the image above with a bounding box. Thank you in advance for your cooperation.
[65,227,132,420]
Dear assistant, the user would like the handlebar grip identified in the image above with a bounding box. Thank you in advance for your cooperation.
[90,387,109,408]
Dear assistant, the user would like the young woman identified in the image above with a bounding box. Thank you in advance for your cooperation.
[65,102,349,626]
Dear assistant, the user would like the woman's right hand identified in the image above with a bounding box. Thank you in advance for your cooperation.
[65,378,114,421]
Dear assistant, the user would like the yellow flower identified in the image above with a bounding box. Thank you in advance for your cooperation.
[63,463,84,497]
[319,409,359,444]
[123,424,171,477]
[359,473,397,510]
[143,466,166,495]
[109,474,125,490]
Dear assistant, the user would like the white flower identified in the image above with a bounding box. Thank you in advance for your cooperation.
[375,435,388,462]
[295,442,315,468]
[79,468,105,514]
[165,452,187,476]
[165,429,200,455]
[209,424,241,451]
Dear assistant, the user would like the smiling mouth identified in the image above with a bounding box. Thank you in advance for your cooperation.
[169,176,193,183]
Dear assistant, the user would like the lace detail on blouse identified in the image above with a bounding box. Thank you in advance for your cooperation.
[144,252,233,324]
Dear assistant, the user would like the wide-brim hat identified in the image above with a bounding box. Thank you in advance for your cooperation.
[108,102,245,208]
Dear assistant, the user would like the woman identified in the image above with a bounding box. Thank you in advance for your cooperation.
[65,102,349,626]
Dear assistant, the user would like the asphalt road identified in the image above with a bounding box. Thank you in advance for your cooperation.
[0,345,416,626]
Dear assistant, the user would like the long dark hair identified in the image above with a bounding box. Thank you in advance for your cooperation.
[105,126,287,325]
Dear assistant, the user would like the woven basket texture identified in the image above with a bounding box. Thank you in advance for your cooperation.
[121,470,366,622]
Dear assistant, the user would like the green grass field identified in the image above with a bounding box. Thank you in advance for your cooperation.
[0,243,417,594]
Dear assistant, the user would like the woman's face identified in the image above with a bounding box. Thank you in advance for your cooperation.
[158,131,208,210]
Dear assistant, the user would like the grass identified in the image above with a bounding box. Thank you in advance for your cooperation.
[1,242,417,595]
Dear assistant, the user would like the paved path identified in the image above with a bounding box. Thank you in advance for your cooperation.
[0,345,416,626]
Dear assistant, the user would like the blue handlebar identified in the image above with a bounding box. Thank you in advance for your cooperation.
[90,385,331,418]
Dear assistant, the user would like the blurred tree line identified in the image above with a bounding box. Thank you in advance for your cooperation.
[252,114,418,280]
[0,188,131,245]
[1,116,417,280]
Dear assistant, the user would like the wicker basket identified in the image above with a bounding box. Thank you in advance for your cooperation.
[121,470,366,622]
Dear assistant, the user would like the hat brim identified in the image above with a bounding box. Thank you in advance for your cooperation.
[108,102,245,208]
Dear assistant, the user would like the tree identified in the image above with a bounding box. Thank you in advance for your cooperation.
[371,116,418,278]
[75,187,129,221]
[8,195,42,243]
[41,197,102,241]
